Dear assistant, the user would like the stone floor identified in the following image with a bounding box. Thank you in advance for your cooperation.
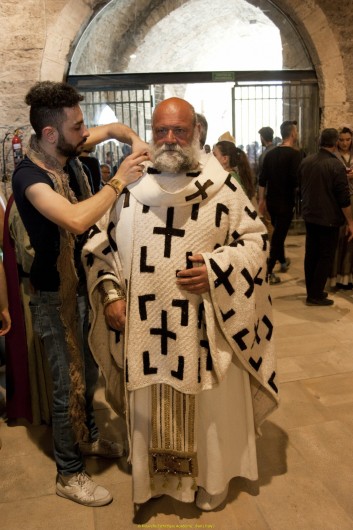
[1,234,353,530]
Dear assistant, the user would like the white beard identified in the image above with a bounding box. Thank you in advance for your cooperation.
[150,133,200,173]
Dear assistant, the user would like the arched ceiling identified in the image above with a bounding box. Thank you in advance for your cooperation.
[70,0,312,74]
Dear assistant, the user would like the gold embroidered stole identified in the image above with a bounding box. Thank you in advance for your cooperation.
[149,384,198,488]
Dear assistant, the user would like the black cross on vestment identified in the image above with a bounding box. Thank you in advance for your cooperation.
[150,310,176,355]
[209,258,235,295]
[153,207,185,258]
[185,179,213,201]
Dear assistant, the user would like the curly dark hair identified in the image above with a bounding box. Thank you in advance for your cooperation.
[214,141,255,199]
[25,81,84,138]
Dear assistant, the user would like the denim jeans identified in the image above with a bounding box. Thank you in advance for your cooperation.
[29,291,99,475]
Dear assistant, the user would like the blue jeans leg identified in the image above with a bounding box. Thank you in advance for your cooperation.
[30,291,99,475]
[77,294,99,442]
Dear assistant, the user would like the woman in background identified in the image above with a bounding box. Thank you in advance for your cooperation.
[213,141,256,201]
[329,126,353,288]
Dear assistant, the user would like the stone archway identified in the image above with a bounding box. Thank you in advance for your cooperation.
[40,0,107,80]
[40,0,346,126]
[271,0,347,125]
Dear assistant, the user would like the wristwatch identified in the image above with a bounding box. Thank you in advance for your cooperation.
[105,178,125,196]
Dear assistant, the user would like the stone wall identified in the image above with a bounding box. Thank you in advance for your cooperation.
[1,0,353,183]
[0,0,104,184]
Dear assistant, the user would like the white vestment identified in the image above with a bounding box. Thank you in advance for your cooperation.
[84,154,278,503]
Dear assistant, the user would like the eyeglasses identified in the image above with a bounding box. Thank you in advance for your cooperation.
[153,127,190,139]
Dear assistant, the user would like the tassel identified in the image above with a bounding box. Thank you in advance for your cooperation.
[177,476,182,490]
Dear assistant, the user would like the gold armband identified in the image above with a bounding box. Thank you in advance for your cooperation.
[105,178,125,197]
[103,292,126,310]
[98,280,126,309]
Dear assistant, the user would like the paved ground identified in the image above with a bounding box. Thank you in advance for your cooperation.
[1,234,353,530]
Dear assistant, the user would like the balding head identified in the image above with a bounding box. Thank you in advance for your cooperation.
[150,97,201,173]
[152,98,197,146]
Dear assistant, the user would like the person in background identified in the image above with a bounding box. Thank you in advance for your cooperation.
[196,113,208,150]
[218,131,235,143]
[213,140,256,201]
[257,127,275,175]
[258,120,302,285]
[12,80,148,507]
[329,126,353,288]
[114,143,132,172]
[257,127,275,241]
[79,145,102,194]
[299,128,353,306]
[100,163,112,184]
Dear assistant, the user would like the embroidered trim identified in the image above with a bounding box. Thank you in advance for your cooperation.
[149,384,198,479]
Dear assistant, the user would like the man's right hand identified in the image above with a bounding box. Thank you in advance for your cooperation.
[113,150,150,187]
[104,299,126,331]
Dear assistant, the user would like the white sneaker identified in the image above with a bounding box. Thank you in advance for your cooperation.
[56,471,112,507]
[79,438,125,458]
[195,485,229,511]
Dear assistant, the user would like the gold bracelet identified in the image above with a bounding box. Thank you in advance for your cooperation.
[105,179,125,197]
[103,291,126,309]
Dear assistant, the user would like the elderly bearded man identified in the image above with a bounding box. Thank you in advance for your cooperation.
[84,98,278,513]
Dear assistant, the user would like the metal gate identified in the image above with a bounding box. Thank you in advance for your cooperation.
[232,81,320,164]
[71,74,319,177]
[232,81,319,231]
[79,87,152,169]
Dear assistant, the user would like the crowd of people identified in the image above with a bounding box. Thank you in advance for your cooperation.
[1,80,352,517]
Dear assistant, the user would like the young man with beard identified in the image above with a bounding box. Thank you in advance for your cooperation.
[11,81,148,507]
[84,97,278,513]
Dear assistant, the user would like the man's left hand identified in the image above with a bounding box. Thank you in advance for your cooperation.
[176,254,210,294]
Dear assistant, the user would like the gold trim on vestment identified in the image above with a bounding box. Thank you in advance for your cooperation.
[149,384,198,480]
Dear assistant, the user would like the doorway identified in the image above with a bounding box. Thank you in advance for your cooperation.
[68,70,319,169]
